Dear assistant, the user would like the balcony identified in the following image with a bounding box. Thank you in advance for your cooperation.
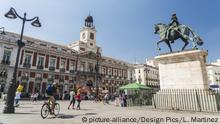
[68,79,73,83]
[21,76,29,81]
[59,78,64,82]
[48,78,54,82]
[70,70,75,73]
[49,66,55,71]
[77,70,96,75]
[35,77,42,81]
[1,60,10,65]
[37,65,44,70]
[23,63,31,68]
[60,68,65,73]
[0,71,7,77]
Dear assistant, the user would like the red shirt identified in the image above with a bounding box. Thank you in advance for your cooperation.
[75,94,81,100]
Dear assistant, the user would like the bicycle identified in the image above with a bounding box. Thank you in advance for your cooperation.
[40,100,60,119]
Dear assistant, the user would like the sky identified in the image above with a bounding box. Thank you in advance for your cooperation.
[0,0,220,64]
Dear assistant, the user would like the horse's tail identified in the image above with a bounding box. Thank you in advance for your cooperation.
[186,26,203,46]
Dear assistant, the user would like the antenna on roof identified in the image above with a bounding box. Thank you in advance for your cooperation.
[134,52,137,64]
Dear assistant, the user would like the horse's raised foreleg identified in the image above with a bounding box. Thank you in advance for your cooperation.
[191,36,198,49]
[192,41,197,49]
[157,39,164,51]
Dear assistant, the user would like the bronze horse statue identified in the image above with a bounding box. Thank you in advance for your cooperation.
[154,23,203,52]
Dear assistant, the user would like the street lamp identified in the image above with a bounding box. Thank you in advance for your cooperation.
[0,27,6,35]
[74,53,79,84]
[3,7,41,113]
[144,64,148,86]
[95,48,101,99]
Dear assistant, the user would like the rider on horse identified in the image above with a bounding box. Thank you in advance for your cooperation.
[166,13,180,43]
[170,13,180,26]
[155,13,203,52]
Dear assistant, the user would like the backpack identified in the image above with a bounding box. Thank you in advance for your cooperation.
[46,84,53,95]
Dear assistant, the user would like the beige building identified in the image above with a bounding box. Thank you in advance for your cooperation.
[134,59,159,87]
[206,59,220,88]
[146,58,158,67]
[0,15,134,97]
[206,64,220,88]
[211,59,220,66]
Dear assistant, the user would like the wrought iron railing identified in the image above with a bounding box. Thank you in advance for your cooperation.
[1,60,10,65]
[49,66,55,71]
[23,63,31,68]
[37,65,44,69]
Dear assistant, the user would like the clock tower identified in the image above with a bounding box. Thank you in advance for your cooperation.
[68,14,101,53]
[80,15,96,44]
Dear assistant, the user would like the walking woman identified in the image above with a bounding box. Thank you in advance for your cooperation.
[68,89,75,109]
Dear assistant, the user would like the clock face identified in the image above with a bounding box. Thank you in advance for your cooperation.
[82,33,86,39]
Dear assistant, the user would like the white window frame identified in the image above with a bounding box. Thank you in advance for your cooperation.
[37,56,45,67]
[49,58,56,67]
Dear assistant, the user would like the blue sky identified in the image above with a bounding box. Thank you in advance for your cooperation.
[0,0,220,63]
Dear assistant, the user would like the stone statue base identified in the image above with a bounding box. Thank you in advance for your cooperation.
[156,49,208,89]
[153,50,220,112]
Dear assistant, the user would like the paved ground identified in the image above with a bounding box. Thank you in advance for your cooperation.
[0,100,220,124]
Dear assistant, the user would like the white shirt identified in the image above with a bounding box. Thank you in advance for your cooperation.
[70,91,75,101]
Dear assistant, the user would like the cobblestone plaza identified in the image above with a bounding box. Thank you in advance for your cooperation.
[0,100,220,124]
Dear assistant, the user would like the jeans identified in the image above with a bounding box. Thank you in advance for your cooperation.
[15,99,19,105]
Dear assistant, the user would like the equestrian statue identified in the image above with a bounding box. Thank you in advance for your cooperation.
[154,13,203,52]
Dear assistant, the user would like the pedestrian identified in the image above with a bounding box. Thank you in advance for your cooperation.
[104,93,109,104]
[33,92,38,102]
[63,91,68,100]
[68,89,75,109]
[30,93,34,102]
[122,92,127,107]
[119,94,123,107]
[15,83,23,107]
[0,84,3,99]
[76,89,81,110]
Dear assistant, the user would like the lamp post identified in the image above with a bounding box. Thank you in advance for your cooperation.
[144,64,148,86]
[74,53,79,91]
[0,27,6,35]
[3,7,41,113]
[95,48,101,99]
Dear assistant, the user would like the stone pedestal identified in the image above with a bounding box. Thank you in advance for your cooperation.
[155,49,208,89]
[153,50,220,112]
